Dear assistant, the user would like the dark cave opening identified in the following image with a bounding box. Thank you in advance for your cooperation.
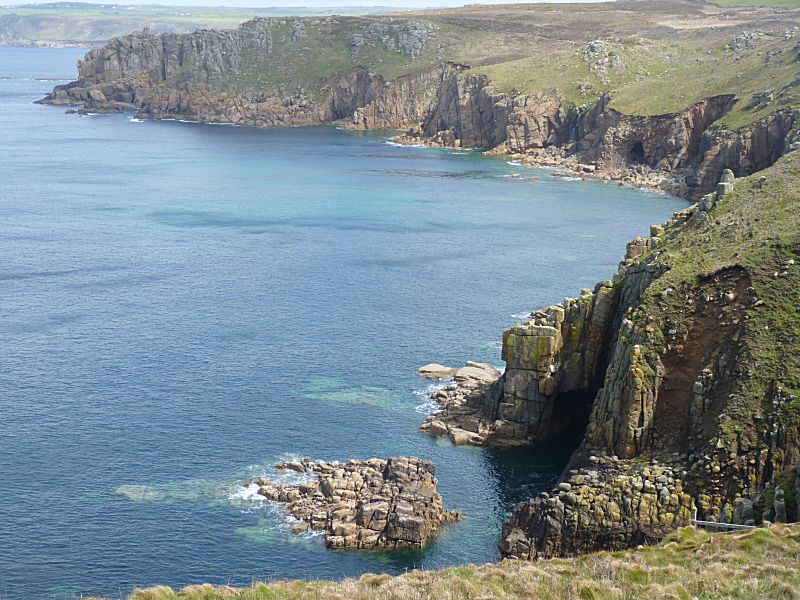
[548,389,595,444]
[627,141,646,165]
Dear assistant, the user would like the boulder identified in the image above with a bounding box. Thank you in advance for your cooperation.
[419,363,458,380]
[450,428,484,446]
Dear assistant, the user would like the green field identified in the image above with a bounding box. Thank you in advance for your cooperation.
[713,0,800,6]
[0,3,402,45]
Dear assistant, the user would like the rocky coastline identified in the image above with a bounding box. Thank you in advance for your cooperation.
[418,361,503,446]
[37,3,800,202]
[252,457,462,550]
[31,0,800,567]
[393,132,681,196]
[419,166,800,558]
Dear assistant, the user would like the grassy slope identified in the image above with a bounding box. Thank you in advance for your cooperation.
[415,2,800,130]
[0,5,399,43]
[231,17,452,95]
[101,524,800,599]
[468,24,800,129]
[713,0,800,6]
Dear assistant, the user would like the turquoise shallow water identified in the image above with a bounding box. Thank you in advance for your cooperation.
[0,47,688,599]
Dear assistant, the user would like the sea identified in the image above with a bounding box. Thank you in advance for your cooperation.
[0,47,688,599]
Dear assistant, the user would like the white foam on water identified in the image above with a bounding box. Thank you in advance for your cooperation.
[413,380,453,397]
[384,140,426,148]
[229,482,266,503]
[129,117,143,123]
[413,380,452,414]
[240,459,315,487]
[415,400,440,415]
[511,312,532,320]
[284,514,326,539]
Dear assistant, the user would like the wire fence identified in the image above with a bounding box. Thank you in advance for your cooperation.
[691,507,757,532]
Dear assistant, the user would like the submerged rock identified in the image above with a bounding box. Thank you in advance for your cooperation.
[254,456,462,550]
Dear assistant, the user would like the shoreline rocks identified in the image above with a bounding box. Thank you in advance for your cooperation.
[500,454,695,559]
[253,456,462,550]
[393,133,682,197]
[419,361,503,446]
[418,363,458,380]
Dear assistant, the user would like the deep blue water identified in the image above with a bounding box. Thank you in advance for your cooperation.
[0,47,687,599]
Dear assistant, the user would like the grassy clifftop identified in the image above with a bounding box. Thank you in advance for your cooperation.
[0,4,398,46]
[449,3,800,130]
[223,1,800,131]
[109,524,800,600]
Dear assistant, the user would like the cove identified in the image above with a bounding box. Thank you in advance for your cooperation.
[0,47,688,599]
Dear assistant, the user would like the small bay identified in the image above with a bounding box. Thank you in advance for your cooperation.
[0,47,688,599]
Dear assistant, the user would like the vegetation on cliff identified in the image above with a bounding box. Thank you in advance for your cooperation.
[636,140,800,451]
[39,1,800,199]
[104,524,800,599]
[0,3,395,47]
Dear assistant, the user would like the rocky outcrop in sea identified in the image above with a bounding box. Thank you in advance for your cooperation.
[419,361,503,446]
[253,456,462,550]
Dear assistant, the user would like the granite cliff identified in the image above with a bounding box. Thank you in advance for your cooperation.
[494,160,800,557]
[424,158,800,558]
[40,1,800,199]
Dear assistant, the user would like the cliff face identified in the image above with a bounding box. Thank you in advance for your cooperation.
[420,160,799,557]
[492,163,800,558]
[351,65,462,130]
[38,18,440,129]
[41,6,800,199]
[410,80,800,199]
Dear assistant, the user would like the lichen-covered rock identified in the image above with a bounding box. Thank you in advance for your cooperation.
[500,454,694,558]
[254,457,462,550]
[774,487,788,523]
[488,169,800,557]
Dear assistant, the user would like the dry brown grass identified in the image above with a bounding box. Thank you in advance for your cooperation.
[112,524,800,600]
